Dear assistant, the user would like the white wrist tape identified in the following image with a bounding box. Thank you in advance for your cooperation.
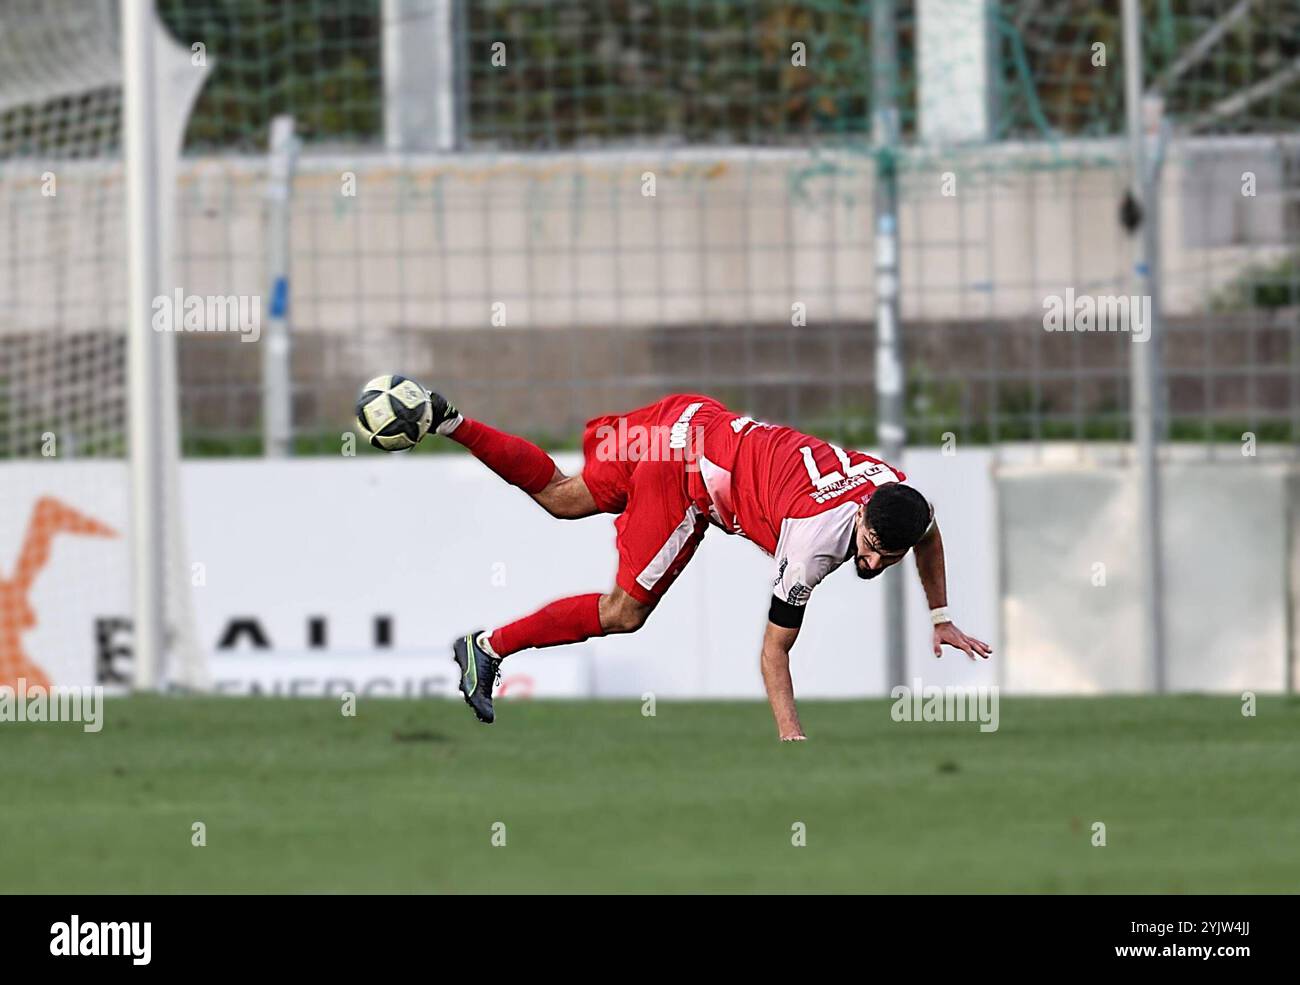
[929,606,952,626]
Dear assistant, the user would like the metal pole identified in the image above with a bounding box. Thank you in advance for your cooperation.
[122,0,164,690]
[1122,0,1168,692]
[263,114,298,457]
[873,0,906,689]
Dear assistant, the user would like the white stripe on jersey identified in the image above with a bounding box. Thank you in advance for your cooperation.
[636,505,704,592]
[696,454,736,532]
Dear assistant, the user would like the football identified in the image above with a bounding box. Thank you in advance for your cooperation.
[355,374,434,451]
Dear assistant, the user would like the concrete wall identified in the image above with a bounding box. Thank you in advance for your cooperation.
[999,460,1293,693]
[7,138,1290,340]
[162,138,1295,339]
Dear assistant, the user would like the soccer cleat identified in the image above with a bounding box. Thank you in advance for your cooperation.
[453,631,502,724]
[426,388,464,436]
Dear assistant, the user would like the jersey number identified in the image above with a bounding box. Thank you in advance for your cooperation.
[799,443,891,491]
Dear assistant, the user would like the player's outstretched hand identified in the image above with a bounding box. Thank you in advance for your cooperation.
[933,622,993,661]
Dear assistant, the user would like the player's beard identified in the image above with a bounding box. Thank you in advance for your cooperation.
[855,555,885,580]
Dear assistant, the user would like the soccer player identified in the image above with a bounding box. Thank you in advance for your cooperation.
[429,390,991,739]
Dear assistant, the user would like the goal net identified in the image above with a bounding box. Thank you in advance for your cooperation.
[0,0,206,691]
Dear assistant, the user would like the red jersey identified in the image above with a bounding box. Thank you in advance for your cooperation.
[686,403,905,552]
[680,397,908,611]
[580,393,911,613]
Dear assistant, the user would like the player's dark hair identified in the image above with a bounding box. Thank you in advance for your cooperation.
[865,483,931,551]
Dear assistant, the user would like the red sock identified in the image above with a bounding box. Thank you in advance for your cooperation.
[450,418,556,495]
[489,593,605,658]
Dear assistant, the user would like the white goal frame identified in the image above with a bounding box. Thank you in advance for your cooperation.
[120,0,209,690]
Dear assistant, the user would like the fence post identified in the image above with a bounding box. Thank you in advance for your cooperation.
[263,114,298,458]
[1123,0,1169,692]
[873,0,907,690]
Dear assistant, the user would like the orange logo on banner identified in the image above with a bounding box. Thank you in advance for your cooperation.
[0,497,117,690]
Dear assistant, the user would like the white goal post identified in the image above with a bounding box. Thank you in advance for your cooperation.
[121,0,211,689]
[0,0,208,691]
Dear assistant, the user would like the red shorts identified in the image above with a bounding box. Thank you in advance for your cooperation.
[581,394,720,605]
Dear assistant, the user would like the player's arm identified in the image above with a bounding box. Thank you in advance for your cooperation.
[760,619,805,741]
[912,520,993,661]
[765,518,836,741]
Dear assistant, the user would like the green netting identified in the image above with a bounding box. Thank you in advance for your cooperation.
[25,0,1289,454]
[459,0,874,147]
[158,0,384,151]
[152,1,1300,155]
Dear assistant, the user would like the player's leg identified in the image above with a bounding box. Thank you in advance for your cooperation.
[428,389,598,519]
[486,583,653,656]
[492,459,705,653]
[451,584,649,724]
[453,460,707,723]
[532,474,600,520]
[597,586,654,634]
[440,391,706,521]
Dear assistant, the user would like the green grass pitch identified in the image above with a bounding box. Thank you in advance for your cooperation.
[3,695,1298,893]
